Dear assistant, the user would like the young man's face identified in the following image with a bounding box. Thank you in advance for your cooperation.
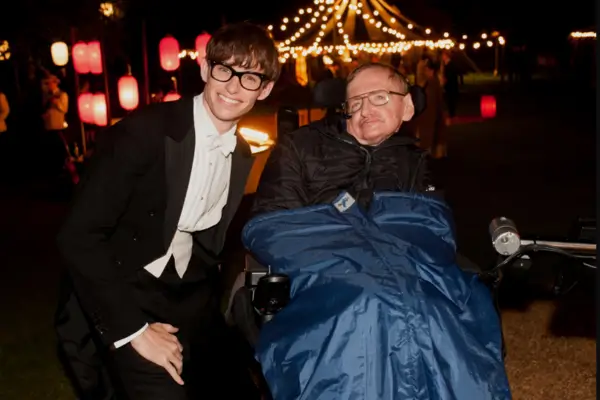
[201,57,274,132]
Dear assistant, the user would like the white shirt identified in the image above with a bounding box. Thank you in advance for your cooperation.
[114,93,237,348]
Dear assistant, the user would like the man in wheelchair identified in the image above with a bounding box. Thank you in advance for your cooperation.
[232,62,511,399]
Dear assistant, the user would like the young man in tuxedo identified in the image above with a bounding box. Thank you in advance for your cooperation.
[56,22,280,399]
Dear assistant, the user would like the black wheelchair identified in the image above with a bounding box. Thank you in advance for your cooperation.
[227,78,596,397]
[227,77,442,345]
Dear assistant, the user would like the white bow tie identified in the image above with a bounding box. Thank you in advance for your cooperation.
[206,133,237,156]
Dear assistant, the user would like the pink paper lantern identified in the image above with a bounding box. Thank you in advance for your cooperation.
[87,41,103,74]
[72,42,90,74]
[77,93,94,123]
[195,33,211,66]
[163,92,181,102]
[159,36,180,71]
[92,93,108,126]
[118,75,139,111]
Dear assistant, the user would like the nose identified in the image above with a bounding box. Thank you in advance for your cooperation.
[225,75,242,94]
[360,99,375,117]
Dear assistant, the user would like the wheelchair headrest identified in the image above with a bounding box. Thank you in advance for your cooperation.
[277,107,300,136]
[410,85,427,117]
[312,78,346,108]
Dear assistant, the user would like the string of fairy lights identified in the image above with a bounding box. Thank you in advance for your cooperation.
[267,0,517,63]
[0,5,594,66]
[172,28,596,63]
[570,31,596,39]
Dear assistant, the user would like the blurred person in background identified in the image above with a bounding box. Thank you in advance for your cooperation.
[41,73,70,177]
[413,58,446,158]
[440,50,460,123]
[0,85,9,135]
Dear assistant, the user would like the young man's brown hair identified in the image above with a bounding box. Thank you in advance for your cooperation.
[206,22,281,82]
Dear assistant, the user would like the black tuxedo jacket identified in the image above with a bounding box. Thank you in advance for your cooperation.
[56,97,254,345]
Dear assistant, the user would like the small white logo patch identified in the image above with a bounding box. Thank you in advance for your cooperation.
[334,192,355,212]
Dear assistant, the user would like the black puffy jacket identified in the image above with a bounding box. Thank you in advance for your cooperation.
[252,115,436,215]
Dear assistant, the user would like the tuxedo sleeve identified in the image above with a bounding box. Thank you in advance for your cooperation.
[56,115,158,346]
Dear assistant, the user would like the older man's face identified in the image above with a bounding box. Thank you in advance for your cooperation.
[345,68,414,146]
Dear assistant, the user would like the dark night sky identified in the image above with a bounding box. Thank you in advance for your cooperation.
[3,0,595,46]
[148,0,596,42]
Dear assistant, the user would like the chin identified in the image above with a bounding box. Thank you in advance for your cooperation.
[216,111,244,123]
[363,133,390,146]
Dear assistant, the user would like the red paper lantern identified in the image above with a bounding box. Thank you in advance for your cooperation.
[163,92,181,102]
[118,75,139,111]
[87,41,103,74]
[159,36,180,71]
[480,95,497,119]
[195,33,211,66]
[92,93,108,126]
[77,93,94,123]
[72,42,90,74]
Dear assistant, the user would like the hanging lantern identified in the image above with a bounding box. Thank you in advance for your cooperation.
[92,93,108,126]
[77,93,94,124]
[87,41,103,74]
[163,92,181,102]
[72,41,90,74]
[195,33,211,66]
[118,75,139,111]
[480,95,497,119]
[159,36,180,71]
[51,41,69,66]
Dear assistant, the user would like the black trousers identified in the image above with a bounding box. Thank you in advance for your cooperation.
[55,273,117,400]
[111,260,260,400]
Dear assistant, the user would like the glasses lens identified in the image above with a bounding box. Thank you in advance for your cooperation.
[369,91,390,106]
[345,98,363,113]
[240,74,262,91]
[211,64,233,82]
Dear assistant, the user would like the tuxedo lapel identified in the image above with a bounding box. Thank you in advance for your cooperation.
[162,97,195,249]
[163,129,195,248]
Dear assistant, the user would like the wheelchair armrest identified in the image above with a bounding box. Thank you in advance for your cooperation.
[244,254,269,287]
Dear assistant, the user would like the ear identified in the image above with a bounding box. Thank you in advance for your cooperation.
[402,93,415,121]
[200,58,210,83]
[257,80,275,101]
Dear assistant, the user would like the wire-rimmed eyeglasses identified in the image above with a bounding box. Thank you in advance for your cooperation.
[344,89,408,114]
[209,60,268,91]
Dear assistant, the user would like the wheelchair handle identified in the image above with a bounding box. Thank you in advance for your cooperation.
[519,239,596,253]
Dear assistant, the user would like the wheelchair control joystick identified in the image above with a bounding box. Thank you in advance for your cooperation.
[253,273,291,325]
[489,217,521,256]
